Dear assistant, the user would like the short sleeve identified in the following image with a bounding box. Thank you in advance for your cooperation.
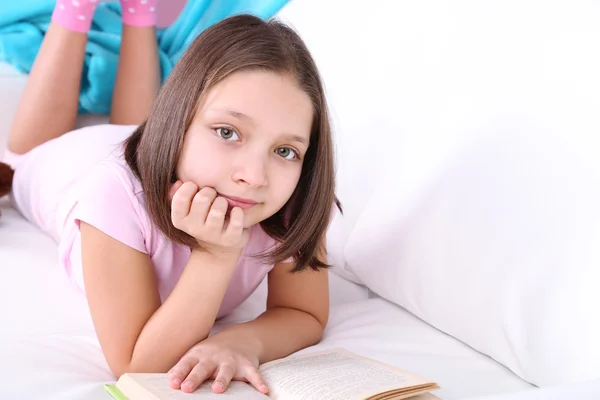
[71,163,148,254]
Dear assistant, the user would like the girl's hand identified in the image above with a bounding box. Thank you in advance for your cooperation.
[169,181,250,256]
[167,337,269,395]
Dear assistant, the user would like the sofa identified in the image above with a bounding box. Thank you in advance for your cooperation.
[1,0,599,399]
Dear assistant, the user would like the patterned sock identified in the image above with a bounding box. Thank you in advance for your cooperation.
[51,0,100,33]
[120,0,158,27]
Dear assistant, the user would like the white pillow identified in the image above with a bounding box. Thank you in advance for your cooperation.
[277,0,600,386]
[346,121,600,386]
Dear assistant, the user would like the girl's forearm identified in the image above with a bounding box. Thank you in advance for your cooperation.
[214,307,326,364]
[126,250,238,375]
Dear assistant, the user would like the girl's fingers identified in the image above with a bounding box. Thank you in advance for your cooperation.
[190,187,217,226]
[212,363,236,393]
[204,196,228,233]
[171,182,198,225]
[243,365,269,394]
[223,207,244,242]
[180,360,216,393]
[168,356,198,389]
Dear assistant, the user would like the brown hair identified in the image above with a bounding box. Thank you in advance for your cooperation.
[124,14,340,272]
[0,162,13,198]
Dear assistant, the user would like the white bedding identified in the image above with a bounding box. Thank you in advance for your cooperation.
[0,199,534,400]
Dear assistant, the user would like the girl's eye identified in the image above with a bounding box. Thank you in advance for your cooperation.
[275,147,298,160]
[215,127,239,141]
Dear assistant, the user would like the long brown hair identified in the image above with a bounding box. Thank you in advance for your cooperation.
[124,14,340,272]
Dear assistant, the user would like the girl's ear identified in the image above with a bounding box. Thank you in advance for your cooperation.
[0,162,14,198]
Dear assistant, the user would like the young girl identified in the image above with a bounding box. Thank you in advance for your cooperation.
[4,0,338,395]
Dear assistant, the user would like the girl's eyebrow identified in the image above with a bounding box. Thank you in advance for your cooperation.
[207,109,254,125]
[280,134,309,147]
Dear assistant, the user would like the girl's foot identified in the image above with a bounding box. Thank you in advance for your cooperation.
[51,0,100,33]
[120,0,158,27]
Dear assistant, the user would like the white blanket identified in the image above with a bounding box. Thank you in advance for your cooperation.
[0,196,533,400]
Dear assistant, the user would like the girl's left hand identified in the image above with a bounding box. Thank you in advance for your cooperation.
[168,336,269,395]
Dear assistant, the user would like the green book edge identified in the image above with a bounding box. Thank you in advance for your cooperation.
[104,383,129,400]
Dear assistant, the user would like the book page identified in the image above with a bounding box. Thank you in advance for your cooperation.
[119,374,270,400]
[259,349,434,400]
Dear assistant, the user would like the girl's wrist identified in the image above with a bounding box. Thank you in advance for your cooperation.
[190,246,241,268]
[208,327,262,364]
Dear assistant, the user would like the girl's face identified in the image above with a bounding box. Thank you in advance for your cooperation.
[177,70,313,228]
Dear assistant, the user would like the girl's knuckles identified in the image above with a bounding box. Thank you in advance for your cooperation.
[173,197,190,209]
[239,357,254,366]
[207,211,224,220]
[229,219,242,228]
[222,356,237,366]
[192,193,210,204]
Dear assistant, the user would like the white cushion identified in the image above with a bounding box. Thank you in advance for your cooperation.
[348,124,600,387]
[279,0,600,387]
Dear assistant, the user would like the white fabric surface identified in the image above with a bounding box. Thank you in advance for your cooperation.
[0,197,533,400]
[347,126,600,387]
[276,0,600,388]
[465,379,600,400]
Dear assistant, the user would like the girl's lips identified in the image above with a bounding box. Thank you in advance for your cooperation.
[221,195,258,210]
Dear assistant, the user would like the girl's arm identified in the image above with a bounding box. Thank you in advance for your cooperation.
[211,256,329,363]
[166,242,329,394]
[80,182,247,377]
[80,222,239,377]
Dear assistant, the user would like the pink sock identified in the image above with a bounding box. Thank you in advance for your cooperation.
[51,0,99,33]
[120,0,158,27]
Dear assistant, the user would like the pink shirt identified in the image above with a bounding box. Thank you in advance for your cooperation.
[57,154,278,319]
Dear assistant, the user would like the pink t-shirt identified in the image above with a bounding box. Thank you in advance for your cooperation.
[57,155,278,319]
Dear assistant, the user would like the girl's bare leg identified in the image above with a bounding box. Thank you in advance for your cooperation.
[109,25,161,125]
[7,23,87,155]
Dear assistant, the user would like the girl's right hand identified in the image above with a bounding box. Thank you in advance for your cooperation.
[169,181,250,256]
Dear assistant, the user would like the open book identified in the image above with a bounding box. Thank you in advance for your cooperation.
[105,348,440,400]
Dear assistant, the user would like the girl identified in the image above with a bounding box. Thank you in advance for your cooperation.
[4,0,339,395]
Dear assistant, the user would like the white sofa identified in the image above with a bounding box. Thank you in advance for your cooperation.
[1,1,600,399]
